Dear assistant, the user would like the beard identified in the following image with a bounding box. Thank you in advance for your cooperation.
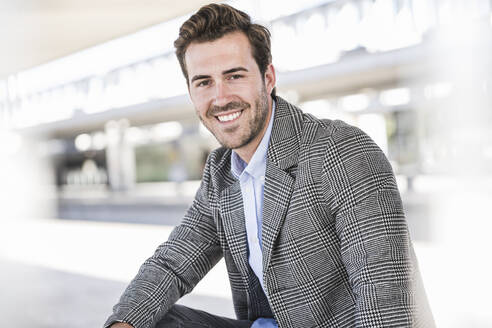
[202,85,270,150]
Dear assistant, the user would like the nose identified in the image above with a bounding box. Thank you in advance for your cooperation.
[212,80,232,107]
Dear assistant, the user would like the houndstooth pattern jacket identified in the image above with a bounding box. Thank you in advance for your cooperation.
[105,96,434,328]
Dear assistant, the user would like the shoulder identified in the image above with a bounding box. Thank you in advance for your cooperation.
[298,112,389,174]
[300,112,367,145]
[297,111,365,153]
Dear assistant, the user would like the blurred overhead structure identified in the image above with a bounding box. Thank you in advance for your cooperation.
[0,0,216,79]
[1,0,491,192]
[4,0,489,132]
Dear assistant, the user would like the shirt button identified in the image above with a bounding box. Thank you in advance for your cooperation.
[260,176,265,181]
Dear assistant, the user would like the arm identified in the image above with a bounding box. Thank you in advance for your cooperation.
[105,157,222,328]
[322,122,416,327]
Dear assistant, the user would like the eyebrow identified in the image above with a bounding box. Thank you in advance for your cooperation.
[190,67,249,83]
[223,67,248,75]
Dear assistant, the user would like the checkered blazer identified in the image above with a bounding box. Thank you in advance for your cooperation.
[105,96,434,328]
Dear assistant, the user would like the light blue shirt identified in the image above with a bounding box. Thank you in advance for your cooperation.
[231,100,278,328]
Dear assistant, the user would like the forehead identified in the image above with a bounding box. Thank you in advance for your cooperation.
[185,32,257,76]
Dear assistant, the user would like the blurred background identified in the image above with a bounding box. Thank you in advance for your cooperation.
[1,0,491,327]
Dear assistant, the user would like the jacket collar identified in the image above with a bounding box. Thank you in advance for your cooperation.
[266,96,303,172]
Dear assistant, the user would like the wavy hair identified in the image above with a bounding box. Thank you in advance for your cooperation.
[174,3,275,96]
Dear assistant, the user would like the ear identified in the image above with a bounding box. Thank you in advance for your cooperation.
[264,63,276,95]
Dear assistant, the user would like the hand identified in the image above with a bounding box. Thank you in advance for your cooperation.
[110,323,133,328]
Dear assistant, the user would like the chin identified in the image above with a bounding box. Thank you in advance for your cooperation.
[220,141,241,150]
[217,137,243,150]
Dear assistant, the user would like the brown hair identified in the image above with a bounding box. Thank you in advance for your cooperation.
[174,3,276,96]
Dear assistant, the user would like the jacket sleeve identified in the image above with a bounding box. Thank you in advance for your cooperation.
[104,156,223,328]
[321,122,419,327]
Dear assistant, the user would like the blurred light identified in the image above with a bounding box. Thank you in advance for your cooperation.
[7,75,18,100]
[1,130,22,155]
[271,22,298,71]
[484,146,492,160]
[0,80,7,102]
[392,3,422,49]
[424,82,453,99]
[357,113,388,154]
[303,13,326,41]
[115,66,138,107]
[258,0,333,21]
[301,99,331,119]
[380,87,410,106]
[105,120,121,145]
[340,93,369,112]
[436,1,455,26]
[358,0,422,52]
[160,56,187,98]
[148,57,170,99]
[359,0,394,52]
[86,78,105,113]
[126,126,147,145]
[334,2,360,52]
[395,174,408,193]
[298,12,334,68]
[412,0,436,36]
[74,133,92,152]
[277,90,299,105]
[151,121,183,141]
[92,132,107,150]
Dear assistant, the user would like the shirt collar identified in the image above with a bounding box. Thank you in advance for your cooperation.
[231,99,276,179]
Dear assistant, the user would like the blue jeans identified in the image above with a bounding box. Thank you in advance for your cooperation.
[155,304,253,328]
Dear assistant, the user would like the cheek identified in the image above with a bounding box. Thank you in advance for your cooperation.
[195,107,208,120]
[190,95,209,117]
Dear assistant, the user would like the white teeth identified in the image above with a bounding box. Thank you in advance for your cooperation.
[217,111,241,122]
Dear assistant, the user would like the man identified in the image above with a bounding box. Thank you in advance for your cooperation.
[106,3,433,328]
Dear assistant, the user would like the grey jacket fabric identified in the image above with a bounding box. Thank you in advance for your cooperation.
[105,96,433,328]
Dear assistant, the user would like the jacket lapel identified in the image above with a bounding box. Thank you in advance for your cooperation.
[262,164,295,277]
[219,179,250,277]
[214,96,305,286]
[220,179,274,317]
[262,97,304,279]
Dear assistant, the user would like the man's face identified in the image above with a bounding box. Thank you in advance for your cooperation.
[185,31,275,154]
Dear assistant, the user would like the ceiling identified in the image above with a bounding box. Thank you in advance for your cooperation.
[0,0,216,80]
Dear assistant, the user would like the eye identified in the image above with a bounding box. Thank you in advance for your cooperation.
[228,74,243,80]
[196,79,210,87]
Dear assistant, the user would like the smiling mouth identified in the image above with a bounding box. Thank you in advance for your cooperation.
[216,110,243,123]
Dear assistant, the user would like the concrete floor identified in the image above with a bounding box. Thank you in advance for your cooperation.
[0,258,127,328]
[1,191,491,327]
[0,258,235,328]
[0,217,236,328]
